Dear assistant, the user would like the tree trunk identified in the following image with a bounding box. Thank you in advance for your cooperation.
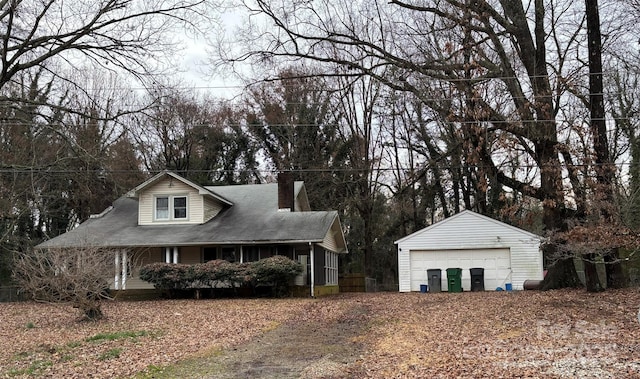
[585,0,623,291]
[83,306,103,321]
[541,258,582,290]
[630,136,640,229]
[585,0,614,197]
[583,253,604,292]
[605,250,626,288]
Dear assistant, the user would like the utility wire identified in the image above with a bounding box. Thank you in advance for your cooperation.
[0,116,638,128]
[0,161,635,175]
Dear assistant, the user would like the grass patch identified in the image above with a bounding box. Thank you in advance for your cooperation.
[133,348,227,379]
[14,351,31,359]
[7,360,52,377]
[134,359,225,379]
[25,322,35,329]
[66,341,82,349]
[98,348,122,361]
[7,331,150,375]
[60,353,75,362]
[134,364,165,378]
[85,330,149,343]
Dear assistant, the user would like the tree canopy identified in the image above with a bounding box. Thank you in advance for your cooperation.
[3,1,640,291]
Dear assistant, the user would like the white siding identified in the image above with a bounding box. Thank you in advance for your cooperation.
[203,196,223,222]
[138,178,205,225]
[318,218,346,254]
[397,211,543,292]
[319,227,339,253]
[120,277,155,290]
[398,248,411,292]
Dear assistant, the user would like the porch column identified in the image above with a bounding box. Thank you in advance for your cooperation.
[121,250,128,290]
[309,242,315,298]
[240,246,244,263]
[173,247,179,264]
[114,251,121,290]
[165,247,171,263]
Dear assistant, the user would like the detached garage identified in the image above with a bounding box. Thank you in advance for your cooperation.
[396,210,543,292]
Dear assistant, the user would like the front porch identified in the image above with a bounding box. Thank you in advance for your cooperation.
[111,243,340,296]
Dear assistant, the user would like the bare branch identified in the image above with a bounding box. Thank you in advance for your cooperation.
[13,246,117,320]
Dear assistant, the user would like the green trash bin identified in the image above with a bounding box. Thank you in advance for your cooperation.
[446,268,463,293]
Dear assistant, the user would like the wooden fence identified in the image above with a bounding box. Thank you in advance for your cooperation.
[338,273,378,292]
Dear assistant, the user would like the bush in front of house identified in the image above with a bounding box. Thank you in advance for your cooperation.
[249,255,303,297]
[190,259,248,288]
[236,262,255,287]
[139,256,303,297]
[139,262,191,290]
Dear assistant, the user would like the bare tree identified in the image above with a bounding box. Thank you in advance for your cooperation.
[218,0,640,288]
[13,246,116,320]
[219,0,581,285]
[609,69,640,231]
[0,0,211,283]
[244,67,346,206]
[133,86,260,185]
[0,0,209,89]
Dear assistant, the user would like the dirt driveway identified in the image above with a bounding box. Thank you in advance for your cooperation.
[191,302,368,378]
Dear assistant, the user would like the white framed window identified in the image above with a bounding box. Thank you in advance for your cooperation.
[155,195,188,221]
[156,197,169,219]
[325,251,338,285]
[173,196,187,218]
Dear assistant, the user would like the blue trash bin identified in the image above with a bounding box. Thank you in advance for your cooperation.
[420,284,428,293]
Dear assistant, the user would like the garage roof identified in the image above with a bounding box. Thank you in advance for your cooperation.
[395,210,541,244]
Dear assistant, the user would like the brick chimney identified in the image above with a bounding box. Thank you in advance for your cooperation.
[277,171,294,212]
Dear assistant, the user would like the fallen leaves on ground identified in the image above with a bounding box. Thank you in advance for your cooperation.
[0,298,310,378]
[1,289,640,378]
[345,289,640,378]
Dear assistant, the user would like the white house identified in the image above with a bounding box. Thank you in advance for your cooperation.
[395,210,544,292]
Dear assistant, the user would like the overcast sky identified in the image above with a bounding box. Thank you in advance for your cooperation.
[172,10,245,99]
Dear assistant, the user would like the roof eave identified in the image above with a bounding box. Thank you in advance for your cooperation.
[126,171,233,206]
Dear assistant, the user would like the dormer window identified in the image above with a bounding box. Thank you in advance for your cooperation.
[173,197,187,218]
[155,195,188,221]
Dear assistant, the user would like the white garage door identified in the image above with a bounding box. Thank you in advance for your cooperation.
[409,248,511,291]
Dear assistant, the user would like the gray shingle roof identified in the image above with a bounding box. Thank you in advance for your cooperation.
[38,182,341,249]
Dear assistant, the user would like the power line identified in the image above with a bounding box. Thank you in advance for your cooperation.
[14,69,635,92]
[0,116,638,128]
[0,161,635,175]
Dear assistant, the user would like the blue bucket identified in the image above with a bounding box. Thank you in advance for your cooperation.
[505,283,513,291]
[420,284,428,293]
